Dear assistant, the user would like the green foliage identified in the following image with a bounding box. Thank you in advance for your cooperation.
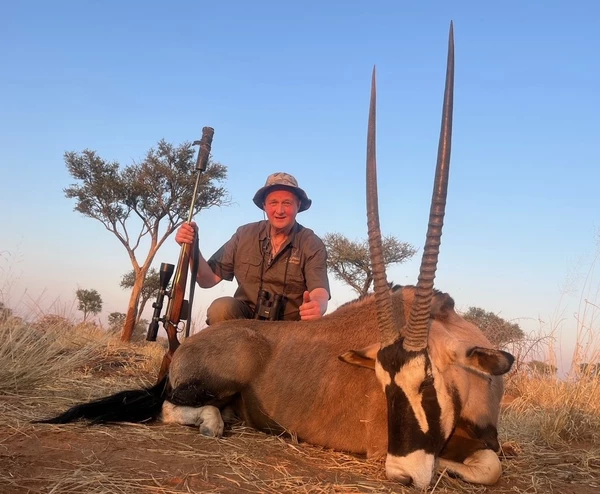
[33,314,74,331]
[323,233,417,296]
[108,312,126,332]
[76,288,103,322]
[63,139,229,341]
[108,311,148,341]
[580,363,600,378]
[64,140,227,237]
[120,268,160,323]
[135,319,149,342]
[0,301,12,323]
[462,306,524,348]
[527,360,558,376]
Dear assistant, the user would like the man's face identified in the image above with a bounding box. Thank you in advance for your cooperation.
[264,189,300,232]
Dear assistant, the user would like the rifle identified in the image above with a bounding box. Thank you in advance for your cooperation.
[146,127,215,381]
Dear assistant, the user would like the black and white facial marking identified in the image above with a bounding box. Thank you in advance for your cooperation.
[375,339,451,488]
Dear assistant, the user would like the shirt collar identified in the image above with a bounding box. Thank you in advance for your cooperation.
[259,220,299,246]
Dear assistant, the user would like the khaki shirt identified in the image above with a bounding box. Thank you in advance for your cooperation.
[207,220,330,320]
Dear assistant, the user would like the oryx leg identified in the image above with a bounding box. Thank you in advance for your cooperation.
[159,378,236,438]
[162,325,270,437]
[438,449,502,485]
[160,401,224,437]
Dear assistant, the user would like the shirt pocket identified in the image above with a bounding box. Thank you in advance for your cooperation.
[237,254,264,286]
[283,261,305,295]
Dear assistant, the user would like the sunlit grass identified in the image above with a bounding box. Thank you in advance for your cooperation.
[502,274,600,448]
[0,312,164,397]
[0,315,99,394]
[1,260,599,493]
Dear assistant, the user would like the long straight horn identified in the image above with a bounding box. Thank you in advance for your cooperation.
[366,66,397,347]
[404,22,455,352]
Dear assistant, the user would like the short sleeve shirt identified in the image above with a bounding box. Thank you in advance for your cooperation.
[207,220,330,321]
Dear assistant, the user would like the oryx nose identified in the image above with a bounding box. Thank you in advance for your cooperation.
[385,452,434,489]
[396,475,412,486]
[385,466,412,485]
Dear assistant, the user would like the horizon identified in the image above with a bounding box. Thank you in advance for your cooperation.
[2,1,599,376]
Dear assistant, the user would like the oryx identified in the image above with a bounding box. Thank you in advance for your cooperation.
[38,24,514,489]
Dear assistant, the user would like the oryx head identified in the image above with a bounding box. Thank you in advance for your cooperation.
[356,23,513,488]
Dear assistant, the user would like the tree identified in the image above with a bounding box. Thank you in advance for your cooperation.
[0,302,12,323]
[76,288,103,322]
[64,140,228,341]
[323,233,417,296]
[120,268,160,325]
[108,312,126,332]
[33,314,74,331]
[579,363,600,378]
[462,307,524,348]
[108,311,148,341]
[527,360,557,376]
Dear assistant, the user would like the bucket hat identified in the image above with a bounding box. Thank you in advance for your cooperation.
[252,172,312,212]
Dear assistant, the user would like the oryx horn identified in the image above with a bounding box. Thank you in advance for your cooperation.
[404,22,455,351]
[366,66,399,346]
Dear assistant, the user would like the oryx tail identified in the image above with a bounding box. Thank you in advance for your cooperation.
[35,376,168,424]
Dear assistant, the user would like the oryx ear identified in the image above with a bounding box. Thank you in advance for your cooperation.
[338,343,380,370]
[464,347,515,376]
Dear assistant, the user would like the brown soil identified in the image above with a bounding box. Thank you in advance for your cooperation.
[2,400,599,494]
[1,356,598,494]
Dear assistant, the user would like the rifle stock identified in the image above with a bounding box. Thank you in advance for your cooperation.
[147,127,214,381]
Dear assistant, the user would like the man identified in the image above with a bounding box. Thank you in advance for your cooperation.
[176,172,330,324]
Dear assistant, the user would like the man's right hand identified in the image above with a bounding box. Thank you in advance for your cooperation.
[175,222,197,246]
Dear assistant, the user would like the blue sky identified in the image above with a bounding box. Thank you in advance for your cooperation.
[1,1,599,371]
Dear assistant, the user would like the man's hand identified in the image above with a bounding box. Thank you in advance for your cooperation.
[175,222,197,246]
[174,221,221,289]
[299,289,328,320]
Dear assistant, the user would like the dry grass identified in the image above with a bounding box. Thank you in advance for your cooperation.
[0,316,165,427]
[1,316,599,493]
[504,372,600,446]
[0,316,100,394]
[501,283,600,450]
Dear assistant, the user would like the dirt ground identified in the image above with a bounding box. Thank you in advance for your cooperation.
[1,342,598,494]
[1,394,599,494]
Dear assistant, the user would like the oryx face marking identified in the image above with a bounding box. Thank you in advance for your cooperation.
[362,21,458,489]
[375,340,449,488]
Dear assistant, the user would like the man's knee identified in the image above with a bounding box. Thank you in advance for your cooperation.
[206,297,252,325]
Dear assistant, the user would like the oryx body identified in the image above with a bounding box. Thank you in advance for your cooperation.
[38,24,515,489]
[165,285,511,487]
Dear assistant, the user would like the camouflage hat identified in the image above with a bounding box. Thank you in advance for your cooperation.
[252,172,312,212]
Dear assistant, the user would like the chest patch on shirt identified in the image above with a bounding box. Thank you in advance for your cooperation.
[289,248,301,265]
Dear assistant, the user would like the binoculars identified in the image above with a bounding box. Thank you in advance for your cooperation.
[253,289,286,321]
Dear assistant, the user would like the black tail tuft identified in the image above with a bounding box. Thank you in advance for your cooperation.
[34,376,169,424]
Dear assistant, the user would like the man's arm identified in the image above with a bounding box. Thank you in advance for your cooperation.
[194,252,222,288]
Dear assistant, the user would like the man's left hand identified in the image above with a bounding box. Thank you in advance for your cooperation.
[299,290,326,320]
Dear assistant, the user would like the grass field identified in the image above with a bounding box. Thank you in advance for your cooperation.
[1,314,598,493]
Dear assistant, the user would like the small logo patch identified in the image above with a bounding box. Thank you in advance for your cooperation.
[289,249,301,265]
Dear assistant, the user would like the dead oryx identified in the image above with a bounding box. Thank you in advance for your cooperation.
[37,24,514,489]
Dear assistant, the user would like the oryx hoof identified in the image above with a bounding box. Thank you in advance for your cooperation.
[195,405,224,437]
